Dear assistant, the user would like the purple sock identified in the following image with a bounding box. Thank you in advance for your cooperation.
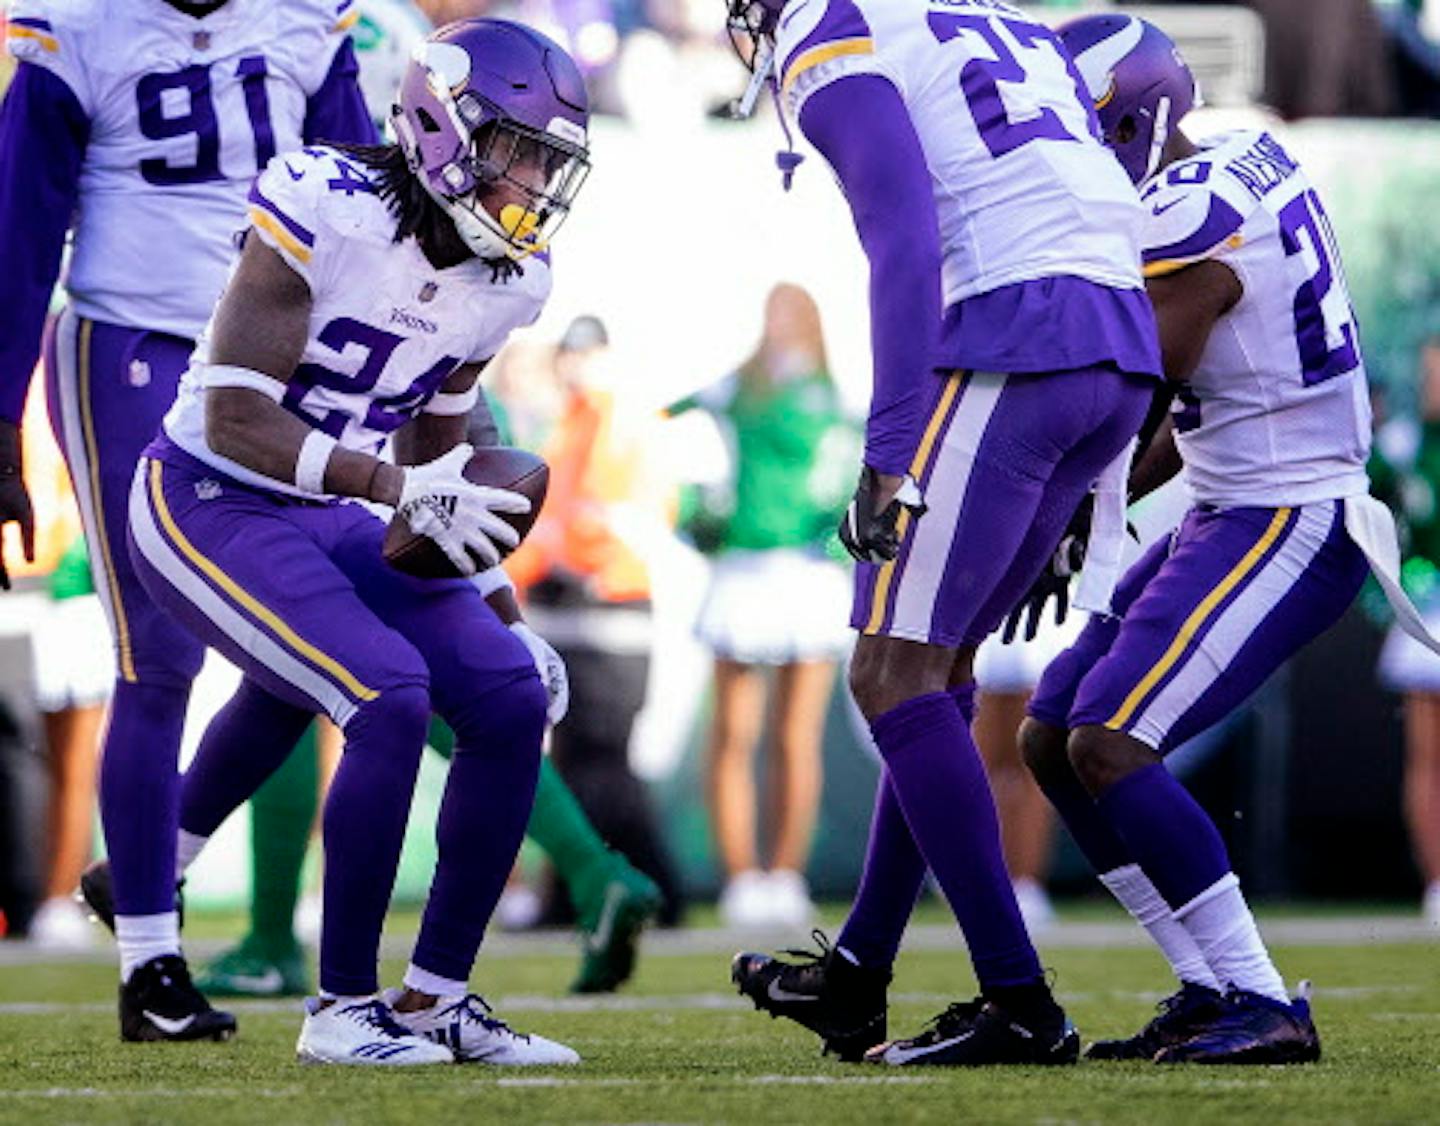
[409,675,547,985]
[1037,762,1134,874]
[100,680,190,916]
[1096,762,1231,909]
[179,681,315,837]
[837,684,976,969]
[873,691,1043,989]
[320,685,430,996]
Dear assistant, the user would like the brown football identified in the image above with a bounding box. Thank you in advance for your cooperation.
[383,446,549,579]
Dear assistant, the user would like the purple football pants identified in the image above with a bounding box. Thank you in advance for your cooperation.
[128,441,545,995]
[1030,499,1368,752]
[839,366,1151,982]
[44,309,205,917]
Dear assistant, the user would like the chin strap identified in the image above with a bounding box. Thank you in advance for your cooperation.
[772,78,805,192]
[730,39,805,192]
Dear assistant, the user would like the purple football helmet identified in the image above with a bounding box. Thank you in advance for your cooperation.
[1058,14,1197,185]
[393,19,590,261]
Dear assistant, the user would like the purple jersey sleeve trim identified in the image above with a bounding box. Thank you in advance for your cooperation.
[781,0,874,84]
[302,39,379,146]
[1142,194,1245,265]
[0,62,89,424]
[11,16,53,30]
[247,180,317,247]
[799,73,942,478]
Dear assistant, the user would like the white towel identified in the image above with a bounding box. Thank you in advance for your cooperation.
[1344,493,1440,657]
[1074,437,1137,616]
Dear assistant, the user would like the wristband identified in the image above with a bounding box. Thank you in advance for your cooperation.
[201,363,286,401]
[472,564,515,598]
[295,430,337,494]
[423,385,481,417]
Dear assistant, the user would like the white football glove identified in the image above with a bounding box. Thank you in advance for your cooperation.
[509,622,570,725]
[396,444,530,576]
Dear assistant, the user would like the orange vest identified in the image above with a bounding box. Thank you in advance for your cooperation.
[506,385,662,604]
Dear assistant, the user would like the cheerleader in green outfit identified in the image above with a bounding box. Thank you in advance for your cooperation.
[1376,338,1440,927]
[669,284,857,928]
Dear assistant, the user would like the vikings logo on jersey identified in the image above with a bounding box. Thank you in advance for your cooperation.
[162,145,552,498]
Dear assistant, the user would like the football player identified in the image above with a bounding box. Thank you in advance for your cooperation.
[725,0,1163,1065]
[123,19,590,1065]
[0,0,374,1040]
[1015,14,1422,1064]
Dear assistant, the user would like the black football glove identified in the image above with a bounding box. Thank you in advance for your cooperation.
[838,467,927,564]
[0,419,34,591]
[1001,495,1092,644]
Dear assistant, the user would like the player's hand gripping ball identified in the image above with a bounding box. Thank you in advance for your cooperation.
[384,446,549,578]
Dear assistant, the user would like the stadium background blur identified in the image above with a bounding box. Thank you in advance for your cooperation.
[2,0,1440,932]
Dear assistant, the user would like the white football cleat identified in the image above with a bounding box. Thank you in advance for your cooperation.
[296,996,455,1066]
[382,990,580,1065]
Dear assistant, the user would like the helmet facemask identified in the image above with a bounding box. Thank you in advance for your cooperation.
[725,0,780,117]
[437,105,589,261]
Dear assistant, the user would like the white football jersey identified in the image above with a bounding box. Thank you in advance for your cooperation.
[774,0,1145,306]
[7,0,358,339]
[164,146,551,496]
[1140,130,1372,508]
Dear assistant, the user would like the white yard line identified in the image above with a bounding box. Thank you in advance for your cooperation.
[0,983,1422,1018]
[3,917,1433,968]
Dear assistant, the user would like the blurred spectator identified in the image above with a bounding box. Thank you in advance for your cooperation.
[506,316,686,924]
[354,0,432,132]
[1249,0,1395,117]
[26,536,109,950]
[1376,337,1440,927]
[667,283,854,928]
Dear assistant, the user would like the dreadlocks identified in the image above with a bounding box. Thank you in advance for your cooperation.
[329,141,521,281]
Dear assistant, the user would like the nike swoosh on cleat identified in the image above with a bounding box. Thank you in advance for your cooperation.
[882,1029,975,1065]
[284,162,304,181]
[1152,197,1184,217]
[582,884,626,955]
[766,979,821,1004]
[221,969,284,993]
[143,1010,197,1036]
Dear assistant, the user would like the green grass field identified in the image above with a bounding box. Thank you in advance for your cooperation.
[1,911,1436,1125]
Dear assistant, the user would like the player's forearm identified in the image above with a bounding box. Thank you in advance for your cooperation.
[800,75,942,476]
[0,64,89,423]
[206,387,403,504]
[394,413,467,467]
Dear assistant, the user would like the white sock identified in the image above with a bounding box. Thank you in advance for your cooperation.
[175,829,208,879]
[115,912,181,982]
[1175,873,1287,1002]
[402,963,467,999]
[1099,864,1221,992]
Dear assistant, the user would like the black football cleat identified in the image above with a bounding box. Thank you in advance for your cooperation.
[120,954,237,1042]
[1086,981,1225,1061]
[1155,984,1320,1065]
[78,858,185,935]
[868,994,1079,1067]
[731,930,890,1061]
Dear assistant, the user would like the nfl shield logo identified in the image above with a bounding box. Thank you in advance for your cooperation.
[193,30,211,50]
[418,282,438,303]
